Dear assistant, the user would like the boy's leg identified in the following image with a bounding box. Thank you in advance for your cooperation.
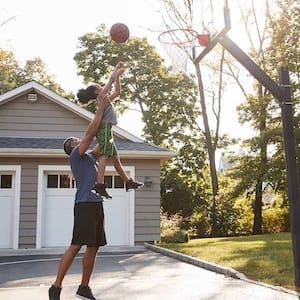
[112,155,129,182]
[97,155,107,184]
[94,155,112,198]
[111,156,144,191]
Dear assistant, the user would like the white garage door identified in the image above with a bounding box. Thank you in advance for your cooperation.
[39,166,133,248]
[42,172,76,247]
[0,167,20,249]
[102,172,131,246]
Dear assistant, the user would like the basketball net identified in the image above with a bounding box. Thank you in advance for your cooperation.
[158,29,209,73]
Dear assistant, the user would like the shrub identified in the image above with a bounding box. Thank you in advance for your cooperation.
[262,207,290,233]
[189,211,211,237]
[161,228,189,243]
[160,211,189,243]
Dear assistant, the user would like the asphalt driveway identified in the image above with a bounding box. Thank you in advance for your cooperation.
[0,245,299,300]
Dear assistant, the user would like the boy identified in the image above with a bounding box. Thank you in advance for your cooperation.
[77,62,143,198]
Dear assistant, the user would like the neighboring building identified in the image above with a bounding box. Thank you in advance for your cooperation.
[218,154,233,173]
[0,81,176,249]
[218,154,277,206]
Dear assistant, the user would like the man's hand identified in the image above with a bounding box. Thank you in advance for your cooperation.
[117,68,126,77]
[117,61,128,69]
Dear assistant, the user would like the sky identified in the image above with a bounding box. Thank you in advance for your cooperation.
[0,0,254,140]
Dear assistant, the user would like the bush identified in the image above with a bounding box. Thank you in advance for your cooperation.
[189,211,211,237]
[262,207,290,233]
[161,228,189,243]
[160,211,189,243]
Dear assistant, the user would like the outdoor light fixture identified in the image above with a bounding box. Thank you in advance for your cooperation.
[28,94,38,102]
[144,176,153,187]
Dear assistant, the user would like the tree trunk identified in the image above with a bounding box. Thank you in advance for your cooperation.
[253,84,267,234]
[194,63,219,236]
[253,181,263,234]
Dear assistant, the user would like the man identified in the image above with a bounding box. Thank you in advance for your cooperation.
[48,65,120,300]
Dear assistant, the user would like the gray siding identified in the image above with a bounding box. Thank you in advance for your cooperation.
[122,159,161,243]
[0,93,89,138]
[0,157,69,248]
[0,89,165,247]
[0,157,161,248]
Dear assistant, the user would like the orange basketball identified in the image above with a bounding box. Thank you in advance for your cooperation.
[110,23,130,43]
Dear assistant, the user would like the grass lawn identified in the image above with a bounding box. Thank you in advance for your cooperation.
[160,232,296,291]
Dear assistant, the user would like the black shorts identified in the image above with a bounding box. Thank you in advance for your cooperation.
[71,202,107,247]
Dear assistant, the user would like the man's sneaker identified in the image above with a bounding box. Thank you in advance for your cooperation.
[49,285,61,300]
[93,183,112,199]
[126,178,144,191]
[76,285,98,300]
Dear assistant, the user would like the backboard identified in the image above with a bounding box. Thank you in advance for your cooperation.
[158,0,231,72]
[193,0,231,63]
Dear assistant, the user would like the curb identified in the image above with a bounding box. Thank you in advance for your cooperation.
[144,242,300,297]
[144,242,246,280]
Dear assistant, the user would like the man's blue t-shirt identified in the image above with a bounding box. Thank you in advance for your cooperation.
[69,145,103,203]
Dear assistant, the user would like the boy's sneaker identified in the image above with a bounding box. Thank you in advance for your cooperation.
[126,178,144,191]
[76,285,98,300]
[49,285,61,300]
[93,183,112,199]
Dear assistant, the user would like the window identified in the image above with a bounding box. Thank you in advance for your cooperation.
[60,175,71,188]
[104,175,124,189]
[0,174,12,188]
[104,175,112,188]
[46,173,124,189]
[47,174,75,189]
[114,176,124,188]
[47,175,58,188]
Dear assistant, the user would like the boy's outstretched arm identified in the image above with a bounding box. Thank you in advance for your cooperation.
[110,65,126,101]
[97,70,117,100]
[97,62,126,100]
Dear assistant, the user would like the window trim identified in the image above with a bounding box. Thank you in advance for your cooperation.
[0,165,21,249]
[0,174,13,189]
[36,165,135,248]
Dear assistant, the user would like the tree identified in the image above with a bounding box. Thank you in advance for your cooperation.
[159,0,231,236]
[0,48,70,98]
[265,0,300,199]
[226,0,300,234]
[74,24,201,147]
[18,57,71,98]
[225,1,278,234]
[161,134,208,217]
[0,48,19,93]
[74,24,211,219]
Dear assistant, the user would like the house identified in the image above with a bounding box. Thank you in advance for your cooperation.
[0,81,176,249]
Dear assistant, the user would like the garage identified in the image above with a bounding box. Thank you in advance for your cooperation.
[0,166,21,249]
[1,82,175,249]
[36,165,134,248]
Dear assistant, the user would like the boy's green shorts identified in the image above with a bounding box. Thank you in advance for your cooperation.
[96,123,117,156]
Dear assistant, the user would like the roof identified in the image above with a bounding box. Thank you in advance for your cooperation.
[0,82,176,161]
[0,137,175,160]
[0,81,144,143]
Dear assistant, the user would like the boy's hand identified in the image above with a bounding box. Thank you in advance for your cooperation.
[109,62,127,82]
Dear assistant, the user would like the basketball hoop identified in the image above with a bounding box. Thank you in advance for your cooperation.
[158,29,209,73]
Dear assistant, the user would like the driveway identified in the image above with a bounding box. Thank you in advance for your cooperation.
[0,245,299,300]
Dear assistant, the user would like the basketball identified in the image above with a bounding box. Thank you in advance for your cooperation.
[110,23,130,43]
